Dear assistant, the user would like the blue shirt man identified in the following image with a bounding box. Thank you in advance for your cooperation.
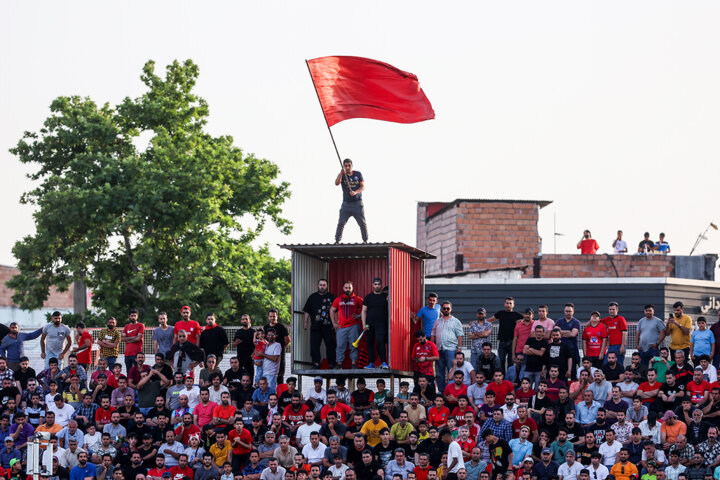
[0,325,43,363]
[415,296,441,339]
[69,453,96,480]
[556,308,581,365]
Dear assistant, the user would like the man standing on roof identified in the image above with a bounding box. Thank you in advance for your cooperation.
[334,158,368,243]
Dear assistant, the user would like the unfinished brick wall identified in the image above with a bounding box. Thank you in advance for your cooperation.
[418,201,542,275]
[526,254,675,278]
[0,265,74,308]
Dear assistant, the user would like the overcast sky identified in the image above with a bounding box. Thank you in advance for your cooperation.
[2,1,720,268]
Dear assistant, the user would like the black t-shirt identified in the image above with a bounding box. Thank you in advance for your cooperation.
[264,323,290,347]
[564,422,586,444]
[538,420,560,441]
[546,342,571,376]
[0,387,19,407]
[602,363,624,383]
[487,439,511,473]
[234,386,256,408]
[355,460,380,480]
[146,407,171,424]
[278,390,294,412]
[529,395,553,415]
[575,444,598,466]
[373,440,399,467]
[585,419,614,444]
[363,292,389,326]
[525,338,549,372]
[659,383,685,412]
[493,310,524,342]
[416,439,447,467]
[670,364,694,387]
[347,446,366,467]
[13,368,36,390]
[235,328,256,357]
[224,368,244,390]
[639,240,655,251]
[341,170,364,202]
[351,389,373,409]
[625,440,644,465]
[303,292,336,329]
[702,399,720,428]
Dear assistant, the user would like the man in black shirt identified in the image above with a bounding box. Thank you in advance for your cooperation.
[602,352,624,385]
[224,357,245,392]
[334,158,368,243]
[416,427,446,468]
[585,408,613,445]
[525,326,548,389]
[303,279,337,369]
[362,279,389,369]
[233,314,256,379]
[232,374,256,408]
[13,357,35,391]
[198,313,229,364]
[264,309,290,385]
[487,297,524,372]
[547,328,572,380]
[355,450,380,480]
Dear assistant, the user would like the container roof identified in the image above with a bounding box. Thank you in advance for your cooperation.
[279,242,436,260]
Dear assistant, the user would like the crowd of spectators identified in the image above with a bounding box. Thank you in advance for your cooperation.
[577,230,670,255]
[1,291,719,480]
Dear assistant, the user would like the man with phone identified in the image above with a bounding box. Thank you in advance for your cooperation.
[665,301,693,360]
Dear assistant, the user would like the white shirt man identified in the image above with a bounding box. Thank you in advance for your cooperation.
[598,433,622,468]
[558,451,583,480]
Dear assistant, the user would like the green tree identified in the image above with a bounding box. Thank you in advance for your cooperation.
[8,59,292,325]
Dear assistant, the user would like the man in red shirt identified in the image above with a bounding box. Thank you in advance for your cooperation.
[486,370,514,404]
[122,309,145,375]
[330,281,363,369]
[169,454,194,480]
[451,396,474,426]
[582,312,608,368]
[94,395,116,429]
[192,388,217,428]
[687,367,711,405]
[174,306,202,344]
[577,230,599,254]
[412,331,439,383]
[283,393,310,430]
[320,391,353,423]
[602,302,628,365]
[511,405,538,441]
[456,425,476,460]
[637,369,661,406]
[147,456,170,480]
[443,371,468,410]
[72,323,93,371]
[174,413,201,445]
[426,395,450,428]
[228,418,253,470]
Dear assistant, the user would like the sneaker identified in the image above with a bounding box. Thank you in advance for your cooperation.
[364,363,376,369]
[380,362,390,369]
[312,363,320,369]
[351,363,357,369]
[333,364,343,370]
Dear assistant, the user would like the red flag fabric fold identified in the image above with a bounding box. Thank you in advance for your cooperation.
[307,56,435,127]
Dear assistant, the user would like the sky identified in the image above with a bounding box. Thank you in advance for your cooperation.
[2,1,720,267]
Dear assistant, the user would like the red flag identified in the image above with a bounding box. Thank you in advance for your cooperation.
[307,56,435,127]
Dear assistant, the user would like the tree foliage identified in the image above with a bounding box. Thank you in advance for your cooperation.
[8,59,292,325]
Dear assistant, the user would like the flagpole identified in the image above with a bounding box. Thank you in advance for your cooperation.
[305,60,351,189]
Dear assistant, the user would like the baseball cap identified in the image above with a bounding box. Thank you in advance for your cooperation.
[162,473,172,478]
[314,377,323,383]
[9,459,18,467]
[525,308,534,314]
[476,308,486,315]
[523,457,534,464]
[542,448,552,454]
[662,410,677,421]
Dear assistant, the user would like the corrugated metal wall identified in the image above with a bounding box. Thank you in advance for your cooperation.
[389,248,411,371]
[291,252,328,367]
[328,259,389,298]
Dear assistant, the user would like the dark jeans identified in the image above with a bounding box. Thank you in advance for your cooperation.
[637,347,658,367]
[310,327,337,366]
[497,340,514,373]
[124,355,136,375]
[335,201,368,242]
[238,355,254,381]
[365,322,388,365]
[277,345,286,385]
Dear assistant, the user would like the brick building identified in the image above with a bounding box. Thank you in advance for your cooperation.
[0,265,74,326]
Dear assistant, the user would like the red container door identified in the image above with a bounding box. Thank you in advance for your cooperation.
[389,247,411,371]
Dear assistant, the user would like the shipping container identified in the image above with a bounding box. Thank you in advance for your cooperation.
[280,243,434,380]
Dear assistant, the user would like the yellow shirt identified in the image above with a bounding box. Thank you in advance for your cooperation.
[360,419,389,447]
[210,442,232,467]
[668,314,693,350]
